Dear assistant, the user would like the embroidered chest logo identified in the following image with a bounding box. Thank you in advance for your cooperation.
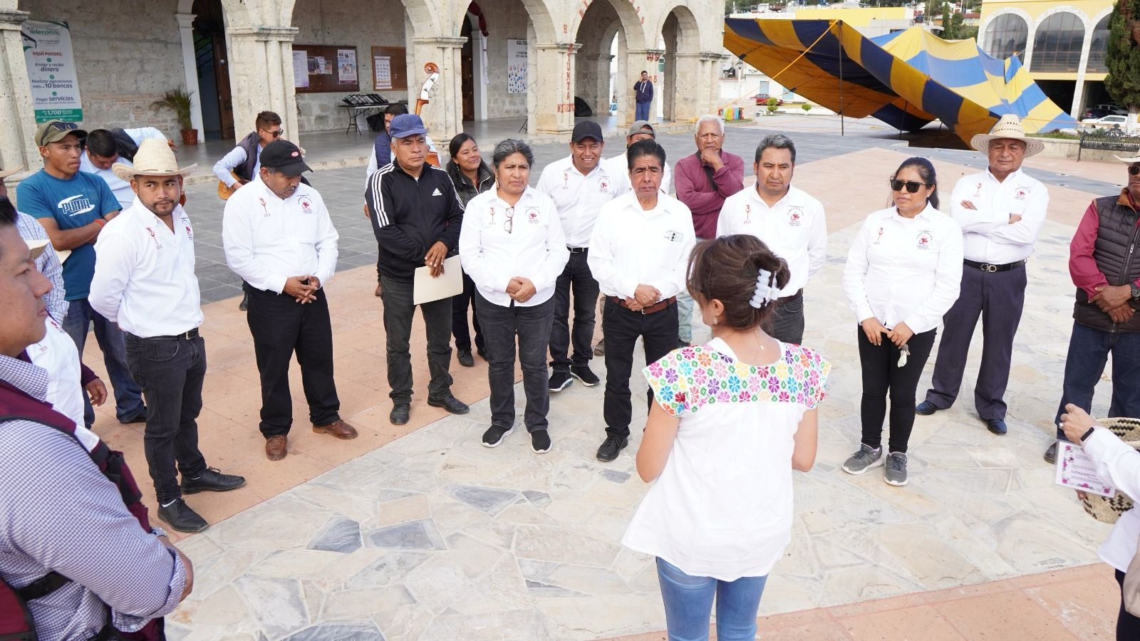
[1014,187,1029,201]
[562,171,570,189]
[146,227,163,250]
[181,216,193,240]
[744,204,752,223]
[488,206,496,223]
[258,197,270,217]
[598,178,609,193]
[973,182,983,198]
[526,207,541,224]
[299,196,313,213]
[875,227,885,244]
[916,230,932,249]
[788,206,803,227]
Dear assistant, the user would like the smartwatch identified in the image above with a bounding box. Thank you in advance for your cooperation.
[1080,427,1096,443]
[1131,282,1140,300]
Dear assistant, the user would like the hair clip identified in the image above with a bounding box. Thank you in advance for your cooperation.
[749,268,779,309]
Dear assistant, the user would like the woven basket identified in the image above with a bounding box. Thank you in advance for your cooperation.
[1079,417,1140,525]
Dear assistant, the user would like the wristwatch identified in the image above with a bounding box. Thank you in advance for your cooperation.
[1080,427,1096,442]
[1131,282,1140,300]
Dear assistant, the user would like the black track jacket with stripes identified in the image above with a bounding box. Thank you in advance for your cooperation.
[366,161,464,281]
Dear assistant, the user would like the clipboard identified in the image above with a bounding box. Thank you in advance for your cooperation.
[413,255,463,305]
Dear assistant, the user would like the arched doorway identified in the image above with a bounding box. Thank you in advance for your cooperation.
[660,6,701,123]
[460,3,489,123]
[191,0,233,140]
[573,0,645,126]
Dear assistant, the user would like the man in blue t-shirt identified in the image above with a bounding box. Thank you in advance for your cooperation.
[17,121,146,427]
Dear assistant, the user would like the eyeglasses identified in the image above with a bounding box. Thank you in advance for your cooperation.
[890,179,930,193]
[1129,165,1139,176]
[263,128,284,138]
[504,207,515,234]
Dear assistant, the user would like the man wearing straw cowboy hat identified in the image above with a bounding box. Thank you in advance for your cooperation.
[1044,153,1140,464]
[916,114,1048,437]
[90,139,246,533]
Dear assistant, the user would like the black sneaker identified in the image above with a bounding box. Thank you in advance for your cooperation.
[596,434,628,462]
[181,467,246,494]
[482,424,514,448]
[549,370,573,392]
[457,348,475,367]
[1044,441,1058,465]
[570,366,600,387]
[531,430,552,454]
[158,498,208,533]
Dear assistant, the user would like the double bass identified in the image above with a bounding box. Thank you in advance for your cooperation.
[416,62,442,168]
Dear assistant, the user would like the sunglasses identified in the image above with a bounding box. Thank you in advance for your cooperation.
[1129,165,1139,176]
[890,179,930,193]
[51,122,78,132]
[262,128,284,138]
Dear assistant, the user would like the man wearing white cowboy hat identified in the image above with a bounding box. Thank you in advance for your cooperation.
[90,139,246,533]
[916,113,1049,437]
[1044,153,1140,464]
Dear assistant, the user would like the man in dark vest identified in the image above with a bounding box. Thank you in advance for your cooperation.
[1044,154,1140,464]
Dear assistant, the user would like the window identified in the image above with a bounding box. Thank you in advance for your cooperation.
[1031,12,1085,72]
[1088,15,1110,72]
[982,14,1028,60]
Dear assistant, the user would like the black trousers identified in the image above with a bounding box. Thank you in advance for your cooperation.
[452,271,485,352]
[550,250,600,372]
[1117,570,1140,640]
[381,275,453,403]
[124,334,207,504]
[245,286,341,437]
[765,295,805,345]
[925,264,1026,420]
[857,327,937,453]
[476,294,555,433]
[603,299,679,438]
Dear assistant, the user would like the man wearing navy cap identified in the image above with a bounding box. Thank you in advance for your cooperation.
[366,114,470,426]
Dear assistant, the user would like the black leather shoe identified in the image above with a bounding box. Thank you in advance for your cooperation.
[158,499,208,533]
[985,418,1008,435]
[239,291,250,311]
[457,348,475,367]
[1044,442,1058,465]
[596,435,628,462]
[476,345,488,361]
[181,467,246,494]
[428,395,470,415]
[915,401,939,416]
[390,403,410,425]
[119,406,149,424]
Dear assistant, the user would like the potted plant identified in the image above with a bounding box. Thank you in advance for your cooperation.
[150,89,197,146]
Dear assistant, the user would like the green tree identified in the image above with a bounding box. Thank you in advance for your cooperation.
[1105,0,1140,132]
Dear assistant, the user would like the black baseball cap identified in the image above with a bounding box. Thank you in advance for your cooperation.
[571,120,603,144]
[259,140,311,177]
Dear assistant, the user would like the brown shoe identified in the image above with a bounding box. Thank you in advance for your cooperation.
[375,283,383,297]
[313,419,359,440]
[265,435,288,461]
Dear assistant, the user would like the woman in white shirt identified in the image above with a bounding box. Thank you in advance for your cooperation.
[624,235,830,641]
[841,157,963,486]
[459,139,570,454]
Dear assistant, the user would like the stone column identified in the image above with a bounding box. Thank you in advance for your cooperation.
[411,36,466,143]
[697,52,727,117]
[0,9,39,184]
[672,52,703,123]
[225,24,299,144]
[533,43,580,135]
[1069,23,1094,119]
[175,12,205,140]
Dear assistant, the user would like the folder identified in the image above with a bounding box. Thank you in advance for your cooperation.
[413,255,463,305]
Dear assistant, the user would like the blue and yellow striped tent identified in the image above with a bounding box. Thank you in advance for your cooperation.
[724,18,1077,144]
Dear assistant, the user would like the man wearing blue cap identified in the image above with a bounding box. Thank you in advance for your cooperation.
[366,114,470,426]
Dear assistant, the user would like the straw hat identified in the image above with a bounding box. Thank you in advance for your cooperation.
[970,114,1045,158]
[1115,154,1140,163]
[112,138,197,181]
[0,165,22,180]
[26,238,48,261]
[1078,417,1140,525]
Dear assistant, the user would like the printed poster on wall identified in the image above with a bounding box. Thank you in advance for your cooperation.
[308,56,331,75]
[292,50,309,89]
[21,20,83,123]
[374,56,392,90]
[337,49,357,85]
[507,38,527,94]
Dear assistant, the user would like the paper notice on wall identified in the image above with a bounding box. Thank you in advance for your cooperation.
[337,49,357,84]
[308,56,331,75]
[292,50,309,89]
[374,56,392,90]
[507,38,527,94]
[21,20,84,123]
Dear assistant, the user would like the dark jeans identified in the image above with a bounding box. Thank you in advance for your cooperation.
[124,334,207,504]
[765,295,805,345]
[246,286,341,437]
[857,327,937,453]
[452,271,485,352]
[475,293,555,433]
[1053,322,1140,438]
[926,264,1026,420]
[551,250,600,372]
[61,298,145,426]
[603,299,679,438]
[381,275,453,403]
[1117,570,1140,640]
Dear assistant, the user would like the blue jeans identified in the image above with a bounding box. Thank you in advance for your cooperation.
[655,558,768,641]
[61,298,146,426]
[636,101,651,121]
[1053,321,1140,438]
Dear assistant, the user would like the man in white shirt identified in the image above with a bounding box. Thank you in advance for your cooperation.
[717,134,826,344]
[80,127,168,208]
[222,140,359,462]
[536,120,620,393]
[603,121,673,196]
[90,139,246,533]
[916,115,1049,436]
[588,139,695,462]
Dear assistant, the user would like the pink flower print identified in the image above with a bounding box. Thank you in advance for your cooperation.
[674,391,686,405]
[767,376,780,393]
[694,369,708,386]
[808,370,820,386]
[647,362,664,376]
[779,391,791,403]
[716,389,731,403]
[713,361,729,378]
[739,389,752,402]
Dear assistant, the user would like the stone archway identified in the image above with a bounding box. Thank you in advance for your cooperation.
[571,0,648,129]
[658,4,701,123]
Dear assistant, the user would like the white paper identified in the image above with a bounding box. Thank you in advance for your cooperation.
[337,49,357,84]
[1054,440,1116,498]
[292,50,309,89]
[374,56,392,90]
[413,256,463,305]
[21,20,84,122]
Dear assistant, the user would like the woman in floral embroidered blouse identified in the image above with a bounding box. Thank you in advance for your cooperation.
[623,235,830,641]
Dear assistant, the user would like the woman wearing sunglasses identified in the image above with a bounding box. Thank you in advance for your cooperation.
[458,139,570,453]
[841,157,963,486]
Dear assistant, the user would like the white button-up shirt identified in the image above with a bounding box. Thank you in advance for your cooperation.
[222,178,339,294]
[459,186,570,307]
[603,152,673,196]
[717,185,828,298]
[842,203,964,334]
[588,192,696,300]
[950,168,1048,264]
[90,200,203,338]
[536,155,620,248]
[79,128,167,208]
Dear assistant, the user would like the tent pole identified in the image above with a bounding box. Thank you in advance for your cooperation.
[838,21,845,137]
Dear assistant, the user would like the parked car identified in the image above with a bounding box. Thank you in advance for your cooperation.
[1081,114,1130,131]
[1082,107,1111,120]
[1095,104,1127,116]
[754,93,784,106]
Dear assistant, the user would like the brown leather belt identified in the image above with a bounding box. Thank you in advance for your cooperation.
[776,289,803,306]
[609,296,677,315]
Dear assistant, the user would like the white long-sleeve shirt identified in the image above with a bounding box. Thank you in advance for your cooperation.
[222,178,339,294]
[535,155,621,248]
[1084,428,1140,573]
[950,168,1048,264]
[89,200,203,338]
[459,186,569,307]
[603,152,673,196]
[843,203,964,334]
[79,127,167,207]
[588,192,696,301]
[717,185,827,298]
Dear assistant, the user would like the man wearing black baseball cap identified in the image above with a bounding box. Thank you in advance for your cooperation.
[223,139,359,462]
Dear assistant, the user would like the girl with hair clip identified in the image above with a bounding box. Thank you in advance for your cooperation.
[841,156,963,486]
[623,234,830,641]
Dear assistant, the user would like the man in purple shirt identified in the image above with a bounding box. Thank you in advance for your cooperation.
[673,115,745,345]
